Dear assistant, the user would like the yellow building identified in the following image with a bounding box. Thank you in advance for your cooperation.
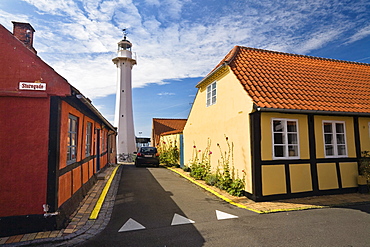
[183,46,370,201]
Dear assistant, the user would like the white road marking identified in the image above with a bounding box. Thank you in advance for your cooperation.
[118,218,146,232]
[216,210,238,220]
[171,213,195,226]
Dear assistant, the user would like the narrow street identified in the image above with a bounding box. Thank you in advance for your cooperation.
[78,165,370,247]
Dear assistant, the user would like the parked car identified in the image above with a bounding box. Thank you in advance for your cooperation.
[135,147,160,167]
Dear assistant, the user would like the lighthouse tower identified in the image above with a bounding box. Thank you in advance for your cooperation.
[113,31,136,156]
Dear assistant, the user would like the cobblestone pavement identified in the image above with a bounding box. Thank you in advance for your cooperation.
[1,164,369,246]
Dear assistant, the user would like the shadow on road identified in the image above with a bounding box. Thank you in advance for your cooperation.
[79,165,205,247]
[334,202,370,214]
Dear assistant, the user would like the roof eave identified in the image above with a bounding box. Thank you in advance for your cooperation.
[254,105,370,116]
[71,86,116,131]
[196,63,227,88]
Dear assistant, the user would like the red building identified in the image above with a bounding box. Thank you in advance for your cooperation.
[0,22,117,236]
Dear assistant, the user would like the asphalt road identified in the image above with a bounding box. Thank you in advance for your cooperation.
[78,165,370,247]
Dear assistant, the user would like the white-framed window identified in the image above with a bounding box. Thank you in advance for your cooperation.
[67,114,78,164]
[323,121,347,157]
[85,122,92,156]
[206,81,217,107]
[272,118,299,159]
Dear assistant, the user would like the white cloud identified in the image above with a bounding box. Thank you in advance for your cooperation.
[3,0,369,100]
[346,24,370,44]
[157,92,175,96]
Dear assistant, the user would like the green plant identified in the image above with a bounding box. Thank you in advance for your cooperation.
[215,136,233,191]
[158,140,180,166]
[359,151,370,180]
[227,178,245,196]
[182,165,191,172]
[188,139,212,180]
[205,173,218,186]
[187,136,246,197]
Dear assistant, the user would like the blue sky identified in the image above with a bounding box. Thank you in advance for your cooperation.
[1,0,370,137]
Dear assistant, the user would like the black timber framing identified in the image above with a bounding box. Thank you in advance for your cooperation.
[248,111,361,202]
[308,113,319,192]
[249,111,262,201]
[47,96,61,214]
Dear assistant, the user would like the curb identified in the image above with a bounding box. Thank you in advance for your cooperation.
[166,167,369,214]
[90,165,120,219]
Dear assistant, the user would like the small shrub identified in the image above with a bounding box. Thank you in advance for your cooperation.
[190,163,209,180]
[182,166,191,172]
[205,173,218,186]
[158,140,180,166]
[189,139,212,180]
[227,178,245,197]
[360,151,370,180]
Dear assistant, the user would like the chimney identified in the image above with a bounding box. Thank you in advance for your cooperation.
[12,21,37,54]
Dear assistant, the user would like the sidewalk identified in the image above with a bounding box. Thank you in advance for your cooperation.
[0,164,123,246]
[168,167,370,213]
[1,164,369,246]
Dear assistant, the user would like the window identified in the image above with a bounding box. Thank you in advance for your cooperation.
[102,131,106,151]
[206,81,217,107]
[323,121,347,157]
[85,122,92,156]
[67,114,78,164]
[272,119,299,159]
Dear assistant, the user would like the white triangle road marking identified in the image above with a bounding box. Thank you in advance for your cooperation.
[118,218,146,232]
[171,213,195,226]
[216,210,238,220]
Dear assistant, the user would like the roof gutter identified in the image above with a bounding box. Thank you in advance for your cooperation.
[254,105,370,117]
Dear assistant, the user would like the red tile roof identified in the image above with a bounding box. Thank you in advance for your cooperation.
[215,46,370,113]
[152,118,187,146]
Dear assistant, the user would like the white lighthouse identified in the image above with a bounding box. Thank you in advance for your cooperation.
[113,31,136,156]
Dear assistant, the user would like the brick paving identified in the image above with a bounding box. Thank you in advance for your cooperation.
[1,164,369,246]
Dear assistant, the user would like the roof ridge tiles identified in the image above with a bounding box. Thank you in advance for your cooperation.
[235,45,370,66]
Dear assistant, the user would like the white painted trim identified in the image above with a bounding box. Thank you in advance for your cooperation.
[322,120,348,158]
[206,81,217,107]
[271,118,300,160]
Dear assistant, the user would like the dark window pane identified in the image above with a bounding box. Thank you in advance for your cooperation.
[274,146,285,157]
[288,133,297,144]
[287,121,297,132]
[324,123,332,133]
[325,145,334,156]
[338,145,346,155]
[337,134,345,144]
[336,123,344,133]
[324,134,333,144]
[274,133,284,144]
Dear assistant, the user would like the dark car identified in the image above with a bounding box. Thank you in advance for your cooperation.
[135,147,160,167]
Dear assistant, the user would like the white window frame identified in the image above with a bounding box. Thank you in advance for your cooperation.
[67,114,78,164]
[206,81,217,107]
[271,118,300,160]
[85,122,92,157]
[322,120,348,158]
